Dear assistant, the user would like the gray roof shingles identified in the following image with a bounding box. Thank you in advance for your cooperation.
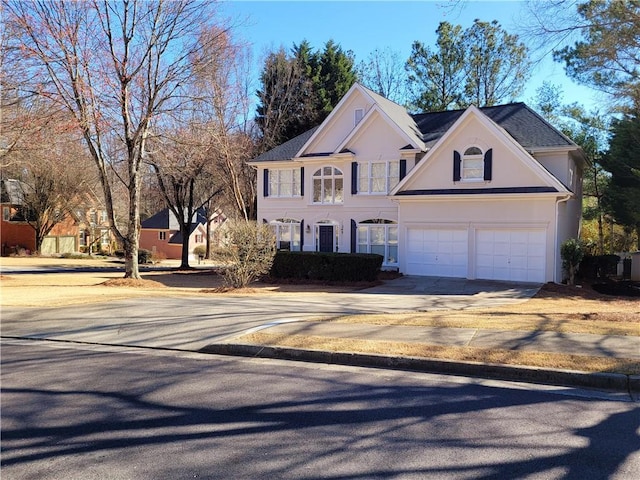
[250,102,576,163]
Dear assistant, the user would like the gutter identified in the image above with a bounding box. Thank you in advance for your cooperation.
[554,193,573,283]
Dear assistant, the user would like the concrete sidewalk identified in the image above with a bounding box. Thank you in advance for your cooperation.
[203,319,640,398]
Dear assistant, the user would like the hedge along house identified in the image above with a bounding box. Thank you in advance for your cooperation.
[249,83,585,283]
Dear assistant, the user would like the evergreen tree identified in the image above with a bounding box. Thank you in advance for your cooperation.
[601,115,640,249]
[463,19,529,107]
[406,19,530,111]
[406,22,466,112]
[255,39,357,149]
[553,0,640,112]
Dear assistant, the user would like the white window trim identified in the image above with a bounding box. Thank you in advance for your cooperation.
[462,146,484,182]
[269,168,302,198]
[354,108,365,126]
[271,219,302,251]
[357,160,400,195]
[357,221,398,266]
[159,231,167,241]
[312,166,344,205]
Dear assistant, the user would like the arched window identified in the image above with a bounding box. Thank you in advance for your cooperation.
[462,146,484,180]
[313,166,343,204]
[357,219,398,266]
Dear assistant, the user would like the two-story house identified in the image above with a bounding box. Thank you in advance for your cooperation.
[249,83,584,283]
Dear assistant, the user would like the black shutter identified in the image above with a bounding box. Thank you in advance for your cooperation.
[453,151,461,181]
[300,167,304,196]
[351,219,357,253]
[399,159,407,180]
[351,162,358,195]
[300,219,304,249]
[483,149,493,181]
[263,169,269,197]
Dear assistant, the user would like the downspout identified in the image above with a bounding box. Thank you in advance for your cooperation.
[554,193,572,283]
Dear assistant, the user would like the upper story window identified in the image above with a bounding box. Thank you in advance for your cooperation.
[3,206,10,222]
[269,168,302,197]
[462,146,484,180]
[454,147,492,182]
[358,160,400,194]
[354,108,364,126]
[159,231,167,241]
[313,166,343,204]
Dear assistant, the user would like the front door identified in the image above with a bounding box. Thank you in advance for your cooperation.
[318,225,334,252]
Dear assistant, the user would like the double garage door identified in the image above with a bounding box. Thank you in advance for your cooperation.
[406,227,546,282]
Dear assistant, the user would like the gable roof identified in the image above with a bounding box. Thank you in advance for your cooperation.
[413,102,576,150]
[141,207,207,230]
[252,127,319,163]
[250,97,577,164]
[392,104,571,196]
[294,83,425,158]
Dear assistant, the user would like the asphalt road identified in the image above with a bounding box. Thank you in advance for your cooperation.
[2,339,638,480]
[1,277,539,351]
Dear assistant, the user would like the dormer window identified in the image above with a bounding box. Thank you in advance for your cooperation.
[462,146,484,180]
[453,147,493,182]
[354,108,364,126]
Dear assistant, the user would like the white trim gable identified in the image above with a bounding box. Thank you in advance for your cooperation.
[295,83,367,158]
[391,105,571,195]
[335,104,419,154]
[295,83,425,159]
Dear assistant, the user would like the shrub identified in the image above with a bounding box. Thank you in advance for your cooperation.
[270,251,383,282]
[209,247,235,263]
[579,254,621,279]
[222,220,276,288]
[561,238,584,285]
[138,249,153,264]
[193,245,206,258]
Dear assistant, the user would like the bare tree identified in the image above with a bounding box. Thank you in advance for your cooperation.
[357,47,408,105]
[146,125,223,269]
[2,117,93,251]
[192,26,257,221]
[5,0,227,279]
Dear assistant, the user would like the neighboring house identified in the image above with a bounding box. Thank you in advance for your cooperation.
[1,179,114,255]
[140,207,226,260]
[43,200,114,255]
[1,179,36,255]
[249,83,585,283]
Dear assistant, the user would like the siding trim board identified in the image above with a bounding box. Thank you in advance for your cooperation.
[397,186,558,196]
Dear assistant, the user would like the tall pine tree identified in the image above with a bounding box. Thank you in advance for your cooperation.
[255,39,356,150]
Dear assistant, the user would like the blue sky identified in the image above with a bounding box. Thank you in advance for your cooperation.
[220,0,600,111]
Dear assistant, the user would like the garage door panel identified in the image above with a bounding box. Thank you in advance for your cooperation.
[475,229,546,283]
[406,228,468,277]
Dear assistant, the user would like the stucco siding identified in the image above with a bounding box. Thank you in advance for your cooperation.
[397,197,558,282]
[303,92,373,154]
[403,115,549,191]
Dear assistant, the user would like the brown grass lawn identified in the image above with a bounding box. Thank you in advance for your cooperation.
[1,256,638,374]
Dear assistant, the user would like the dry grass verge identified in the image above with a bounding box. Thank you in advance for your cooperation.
[238,332,640,375]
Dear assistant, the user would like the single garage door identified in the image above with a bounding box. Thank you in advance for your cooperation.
[406,228,468,277]
[475,229,546,282]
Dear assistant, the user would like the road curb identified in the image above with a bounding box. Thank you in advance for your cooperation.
[200,343,638,396]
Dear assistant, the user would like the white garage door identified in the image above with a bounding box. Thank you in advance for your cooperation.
[475,229,546,283]
[406,228,468,277]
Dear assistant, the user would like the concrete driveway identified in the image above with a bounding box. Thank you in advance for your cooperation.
[1,276,540,351]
